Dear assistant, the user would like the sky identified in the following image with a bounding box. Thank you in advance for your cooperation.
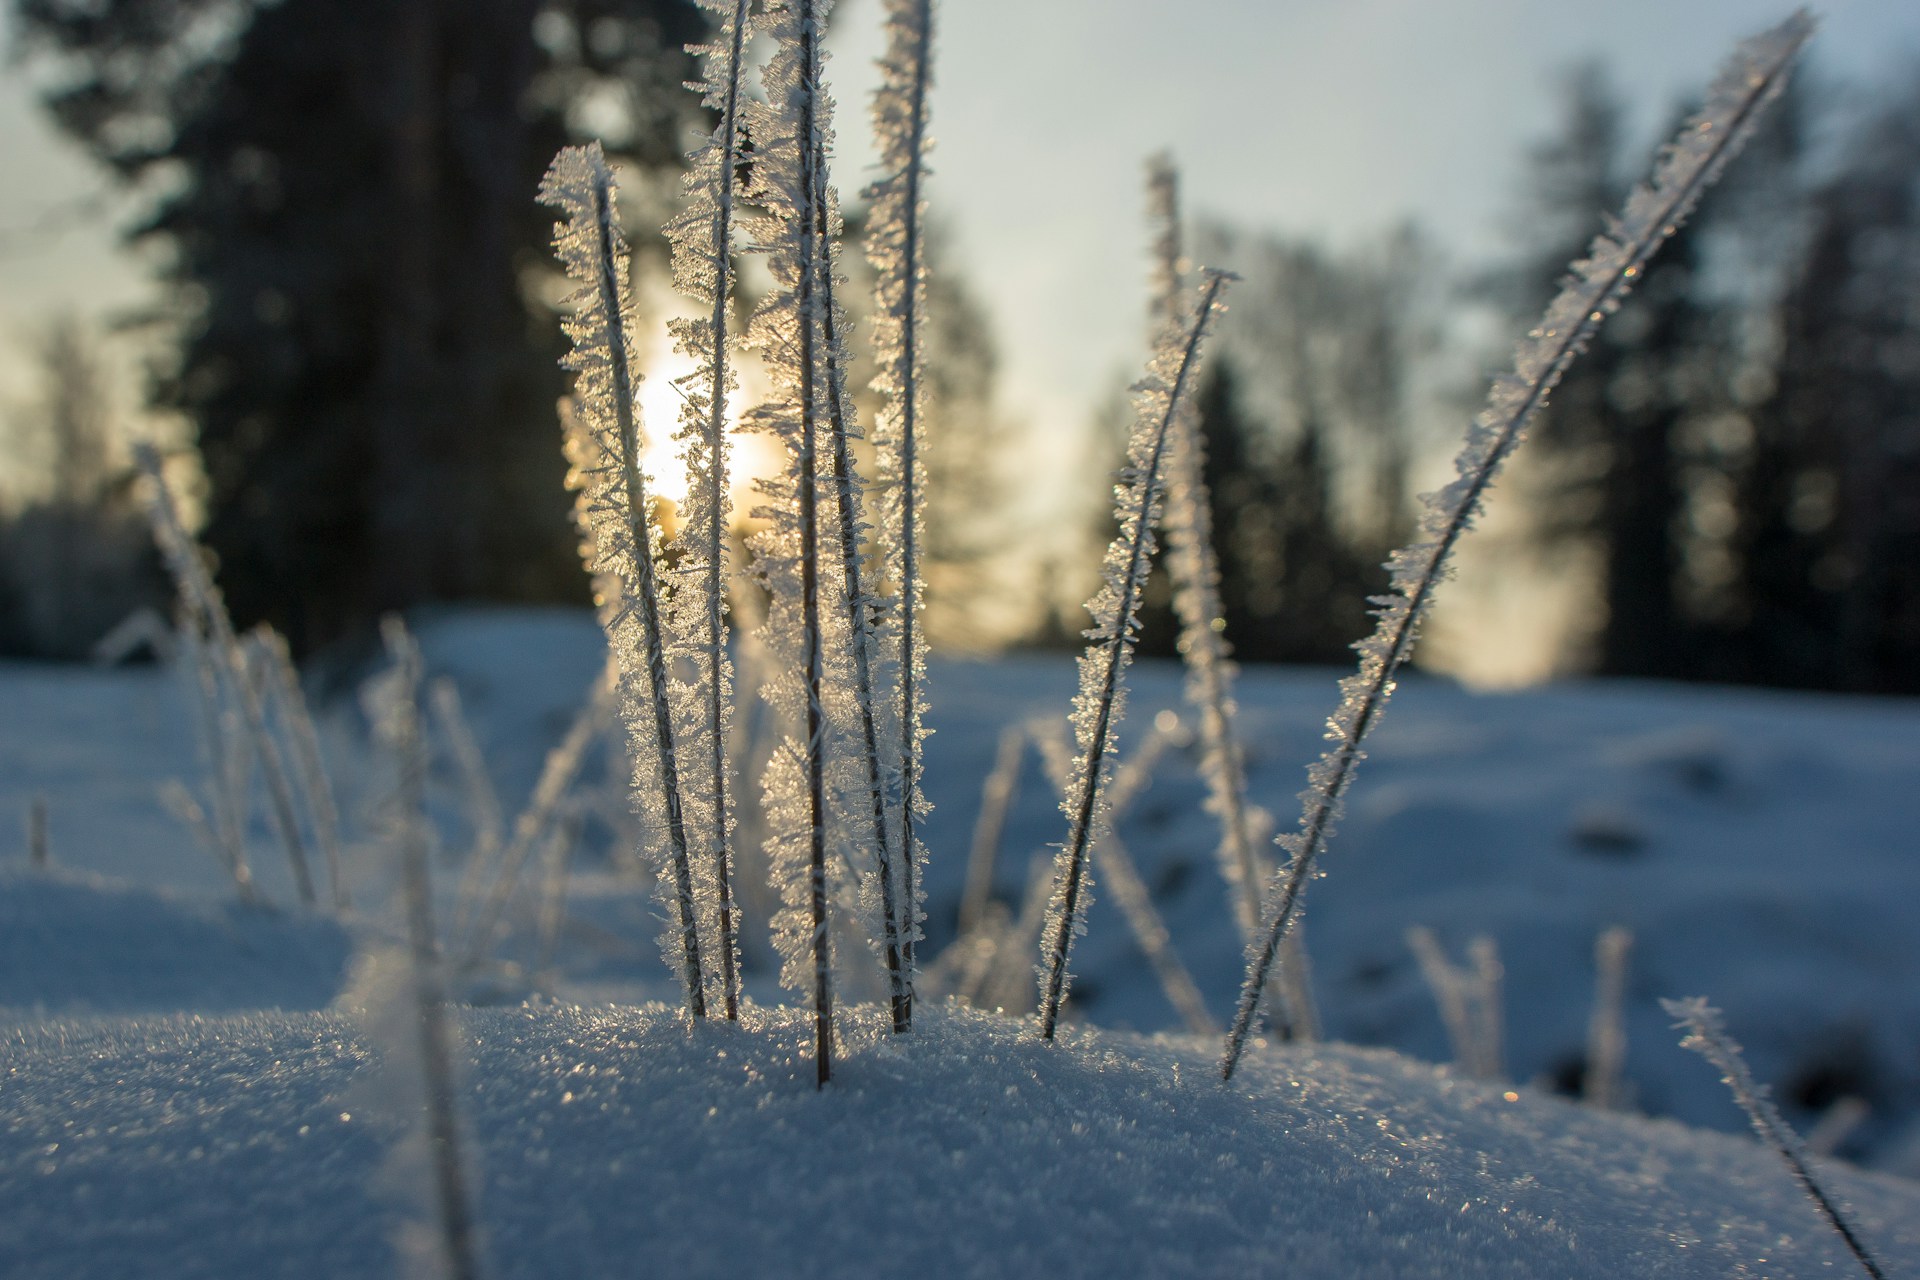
[2,1,1918,678]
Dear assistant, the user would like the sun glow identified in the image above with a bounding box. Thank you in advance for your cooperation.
[632,321,776,520]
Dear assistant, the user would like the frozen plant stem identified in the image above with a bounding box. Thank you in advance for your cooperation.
[959,723,1026,938]
[1220,11,1814,1081]
[1586,926,1632,1110]
[255,628,347,911]
[136,444,317,907]
[866,0,937,1029]
[1148,156,1265,938]
[665,0,754,1021]
[815,199,908,1035]
[1037,270,1232,1041]
[541,145,707,1019]
[378,621,485,1280]
[1663,998,1888,1280]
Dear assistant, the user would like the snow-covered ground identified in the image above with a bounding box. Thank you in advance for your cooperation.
[4,606,1918,1275]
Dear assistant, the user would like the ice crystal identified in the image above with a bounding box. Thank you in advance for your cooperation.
[1221,11,1814,1080]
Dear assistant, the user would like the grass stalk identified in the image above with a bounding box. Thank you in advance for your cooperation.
[1664,997,1888,1279]
[1222,12,1814,1079]
[136,444,316,907]
[542,144,707,1019]
[1037,269,1232,1040]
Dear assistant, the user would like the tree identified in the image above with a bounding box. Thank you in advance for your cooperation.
[0,318,163,658]
[16,0,706,652]
[1127,227,1422,667]
[1723,79,1920,692]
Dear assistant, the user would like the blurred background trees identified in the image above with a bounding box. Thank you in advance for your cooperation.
[1499,66,1920,692]
[13,0,705,654]
[5,2,1916,693]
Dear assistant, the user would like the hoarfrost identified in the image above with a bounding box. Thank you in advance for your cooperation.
[1221,11,1815,1080]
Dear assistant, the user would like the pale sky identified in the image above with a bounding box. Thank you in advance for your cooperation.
[3,1,1917,678]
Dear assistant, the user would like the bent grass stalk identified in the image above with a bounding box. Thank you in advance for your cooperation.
[1221,11,1814,1080]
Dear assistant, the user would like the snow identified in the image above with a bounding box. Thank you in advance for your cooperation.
[4,1003,1916,1279]
[5,606,1920,1274]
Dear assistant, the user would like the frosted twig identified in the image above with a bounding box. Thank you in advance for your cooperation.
[542,144,707,1019]
[1663,997,1888,1280]
[1221,12,1814,1080]
[1037,269,1233,1040]
[866,0,937,1028]
[432,678,505,935]
[533,810,582,992]
[1585,926,1632,1109]
[665,0,753,1022]
[743,0,841,1086]
[1405,932,1505,1082]
[1033,716,1214,1034]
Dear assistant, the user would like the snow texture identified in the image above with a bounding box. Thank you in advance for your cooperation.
[4,1003,1918,1279]
[1224,11,1817,1079]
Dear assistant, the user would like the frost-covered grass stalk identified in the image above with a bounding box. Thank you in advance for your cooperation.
[542,144,708,1020]
[1033,716,1216,1034]
[456,669,612,971]
[1220,11,1815,1081]
[433,678,506,940]
[663,0,752,1021]
[254,627,347,911]
[1147,156,1268,939]
[743,0,843,1085]
[1407,927,1504,1081]
[1586,926,1632,1109]
[959,723,1026,937]
[866,0,936,1029]
[1663,998,1889,1280]
[135,443,317,908]
[1035,268,1233,1040]
[790,29,911,1032]
[368,619,486,1280]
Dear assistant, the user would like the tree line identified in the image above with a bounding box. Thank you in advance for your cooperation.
[5,1,1918,693]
